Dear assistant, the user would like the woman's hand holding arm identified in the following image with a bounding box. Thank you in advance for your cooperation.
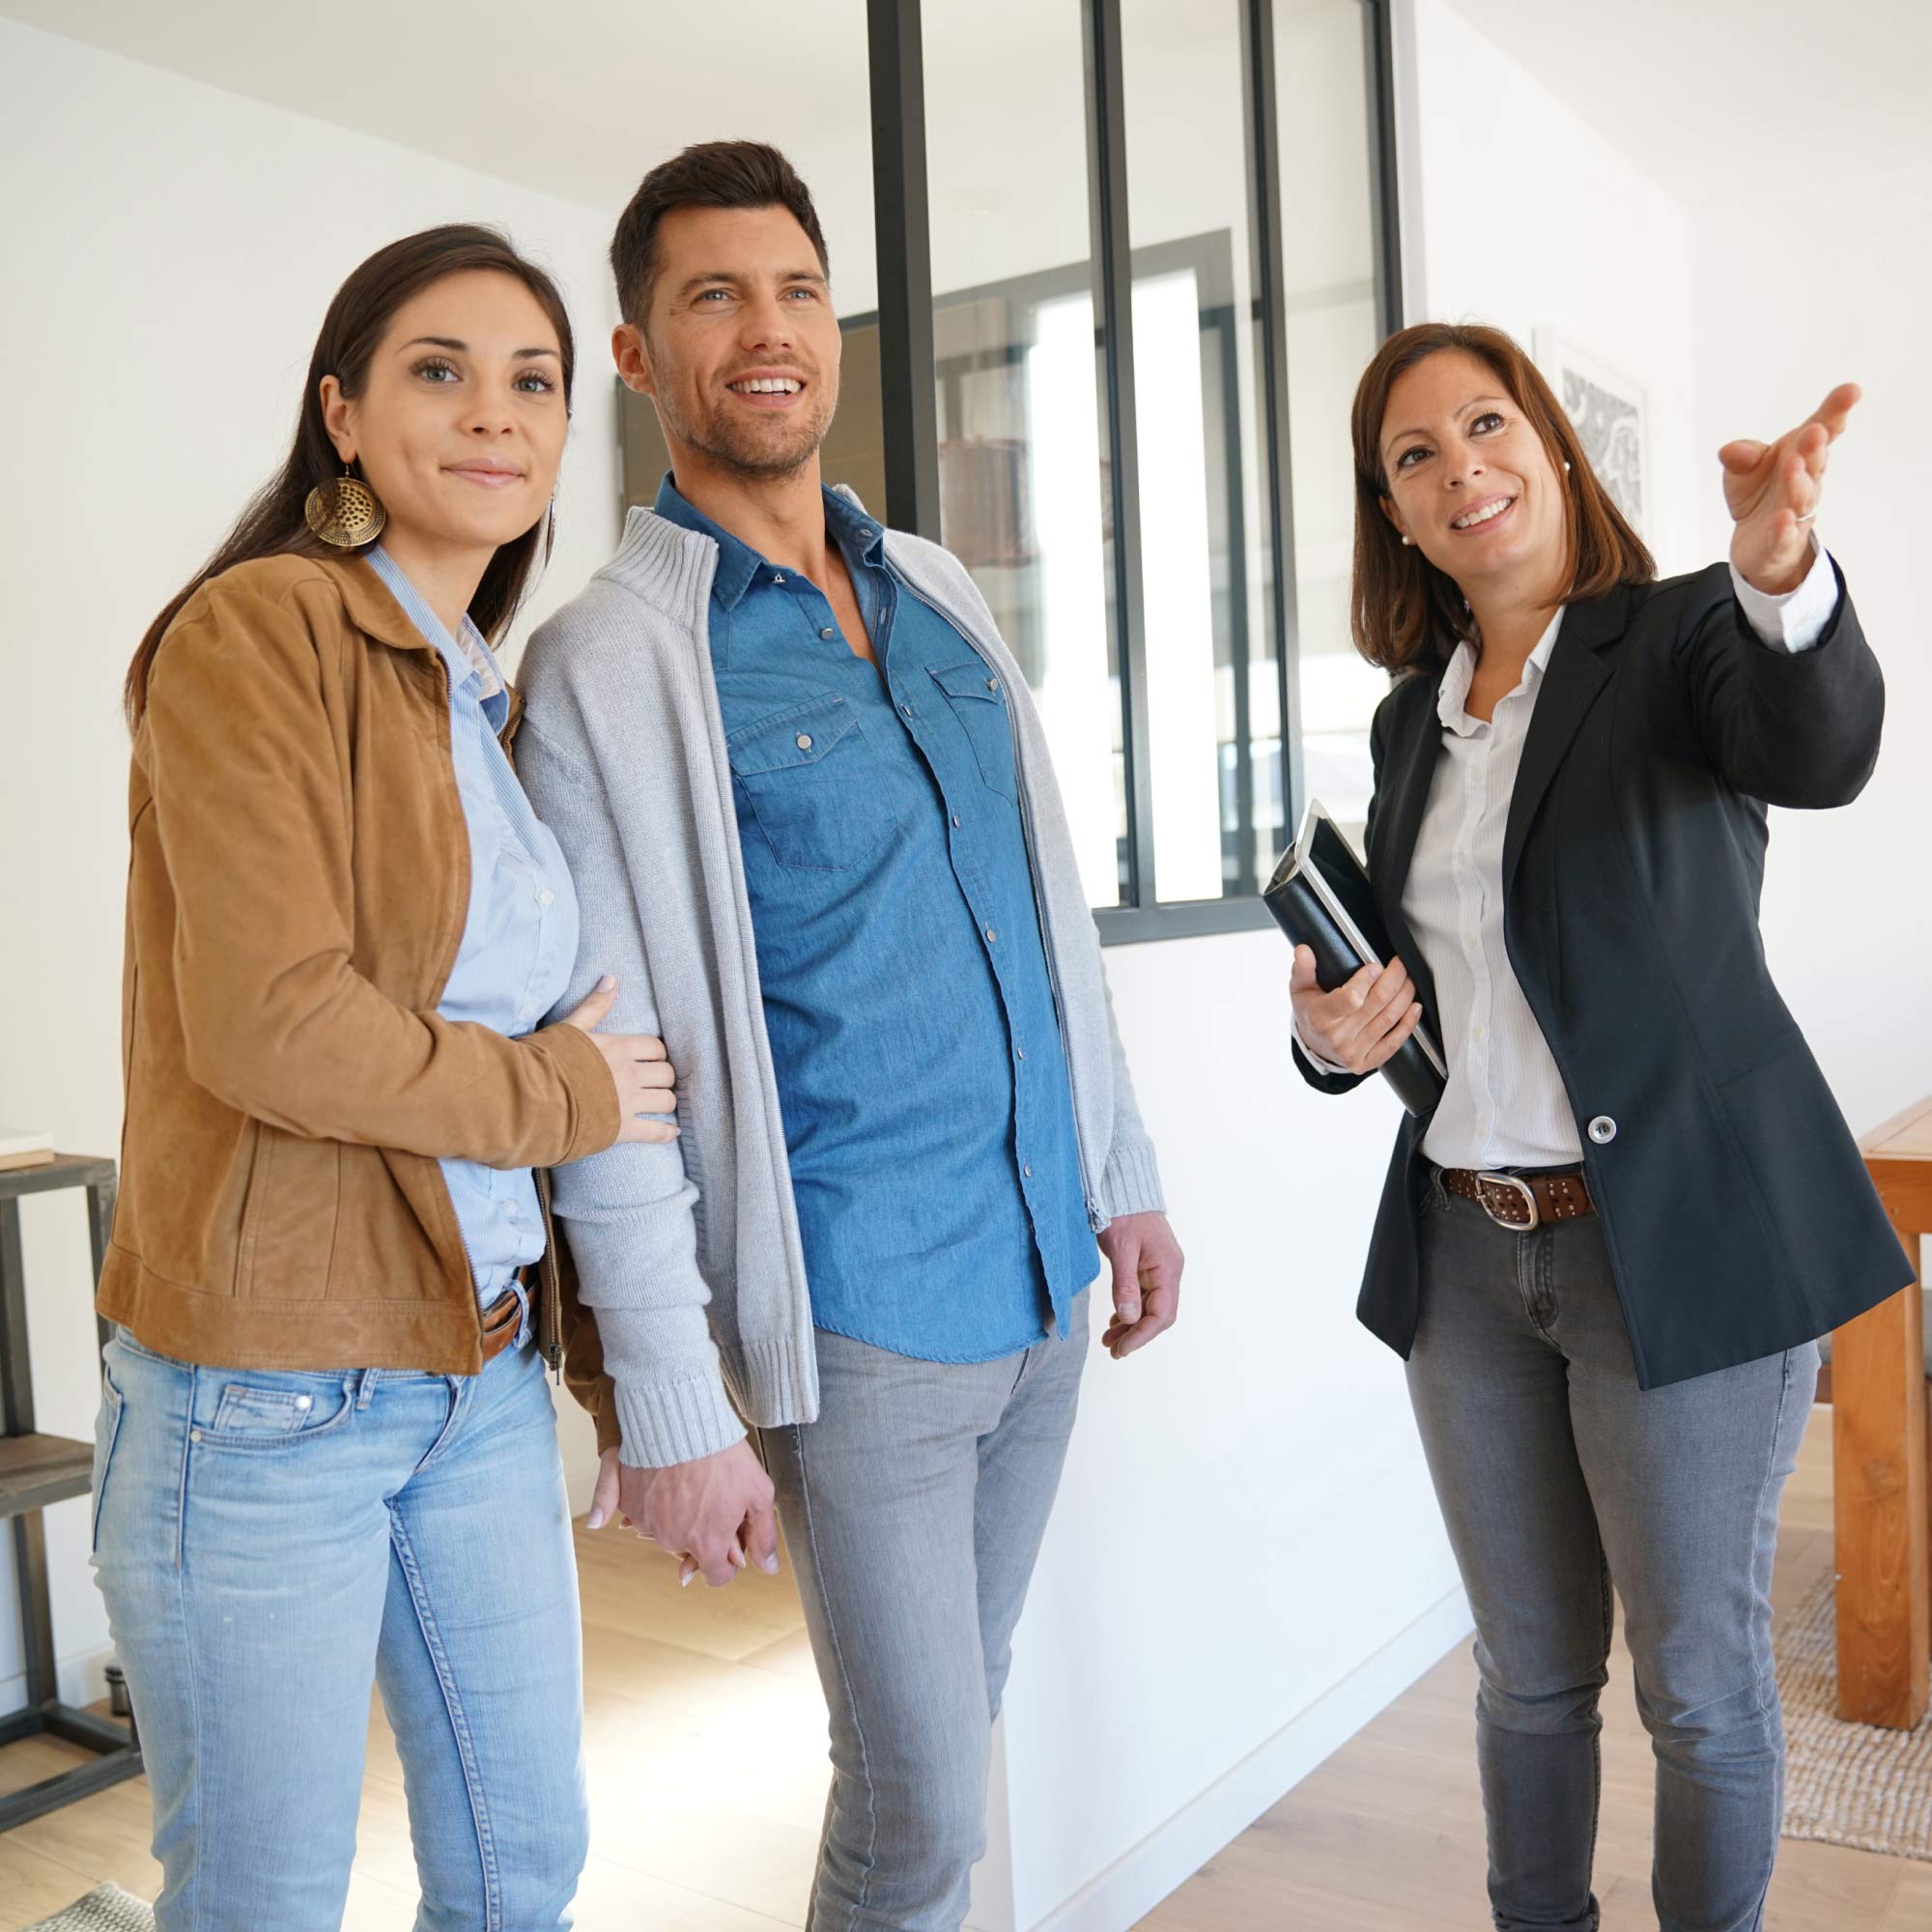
[554,976,681,1146]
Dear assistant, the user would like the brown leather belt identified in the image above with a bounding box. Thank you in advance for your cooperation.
[478,1287,525,1365]
[1439,1165,1596,1231]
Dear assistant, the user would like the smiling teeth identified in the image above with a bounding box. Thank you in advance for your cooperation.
[1452,497,1514,529]
[731,378,801,394]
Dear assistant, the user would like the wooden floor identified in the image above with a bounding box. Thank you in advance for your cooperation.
[0,1404,1923,1929]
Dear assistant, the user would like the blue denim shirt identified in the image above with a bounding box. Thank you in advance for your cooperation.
[656,477,1098,1360]
[365,548,580,1304]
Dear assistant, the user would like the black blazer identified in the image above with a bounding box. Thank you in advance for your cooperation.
[1294,561,1911,1388]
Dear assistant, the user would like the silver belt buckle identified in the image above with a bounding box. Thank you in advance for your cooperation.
[1475,1172,1540,1232]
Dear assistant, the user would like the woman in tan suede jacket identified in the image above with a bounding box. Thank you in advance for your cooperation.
[92,225,672,1932]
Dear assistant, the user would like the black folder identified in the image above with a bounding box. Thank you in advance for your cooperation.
[1264,800,1447,1118]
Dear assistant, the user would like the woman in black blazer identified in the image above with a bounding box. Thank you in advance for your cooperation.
[1291,322,1906,1932]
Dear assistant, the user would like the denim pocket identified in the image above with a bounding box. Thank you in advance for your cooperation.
[727,696,898,872]
[927,660,1018,802]
[90,1367,126,1555]
[197,1374,356,1449]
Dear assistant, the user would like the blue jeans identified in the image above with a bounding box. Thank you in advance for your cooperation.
[1406,1177,1817,1932]
[89,1328,588,1932]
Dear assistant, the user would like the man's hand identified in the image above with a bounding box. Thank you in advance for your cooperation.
[1098,1210,1183,1359]
[585,1438,779,1588]
[1720,382,1859,597]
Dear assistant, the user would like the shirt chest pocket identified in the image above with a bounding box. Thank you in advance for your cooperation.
[727,696,899,873]
[928,661,1018,802]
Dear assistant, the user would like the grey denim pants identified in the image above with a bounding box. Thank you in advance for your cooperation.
[760,1289,1091,1932]
[1406,1175,1817,1932]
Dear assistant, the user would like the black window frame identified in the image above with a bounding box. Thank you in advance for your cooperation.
[867,0,1403,946]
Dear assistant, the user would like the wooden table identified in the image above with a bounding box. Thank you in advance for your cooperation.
[1833,1095,1932,1728]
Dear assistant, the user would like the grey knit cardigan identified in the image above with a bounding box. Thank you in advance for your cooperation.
[515,498,1165,1467]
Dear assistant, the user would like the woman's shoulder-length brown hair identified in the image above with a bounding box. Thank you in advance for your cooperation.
[1349,322,1655,673]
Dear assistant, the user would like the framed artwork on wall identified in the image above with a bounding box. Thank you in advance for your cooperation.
[1534,327,1649,535]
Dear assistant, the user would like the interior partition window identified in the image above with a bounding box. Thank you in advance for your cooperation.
[872,0,1401,940]
[922,0,1127,909]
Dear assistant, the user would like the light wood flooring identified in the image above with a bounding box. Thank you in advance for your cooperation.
[0,1404,1921,1929]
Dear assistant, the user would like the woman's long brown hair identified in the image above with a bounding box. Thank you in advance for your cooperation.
[125,224,576,728]
[1349,322,1654,673]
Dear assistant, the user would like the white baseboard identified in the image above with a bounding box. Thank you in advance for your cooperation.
[1020,1584,1474,1932]
[0,1641,119,1719]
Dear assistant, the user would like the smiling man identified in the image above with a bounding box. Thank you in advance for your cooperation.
[513,142,1182,1931]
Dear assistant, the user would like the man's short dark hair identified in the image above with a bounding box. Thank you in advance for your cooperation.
[611,140,831,327]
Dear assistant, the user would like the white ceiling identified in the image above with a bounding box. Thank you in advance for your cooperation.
[6,0,1927,219]
[0,0,1072,213]
[1449,0,1930,198]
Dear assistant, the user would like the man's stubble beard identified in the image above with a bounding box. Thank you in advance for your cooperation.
[652,367,839,485]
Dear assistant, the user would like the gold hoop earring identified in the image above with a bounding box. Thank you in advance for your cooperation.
[305,465,386,548]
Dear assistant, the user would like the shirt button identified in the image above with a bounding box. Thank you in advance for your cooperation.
[901,702,913,718]
[1024,1163,1034,1179]
[984,926,998,944]
[952,812,961,828]
[1588,1116,1618,1145]
[1016,1046,1026,1060]
[295,1395,312,1410]
[819,627,835,640]
[986,677,1000,693]
[538,888,554,907]
[796,733,813,751]
[772,573,785,584]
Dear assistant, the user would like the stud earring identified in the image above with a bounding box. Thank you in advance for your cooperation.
[1563,460,1573,473]
[1401,534,1413,546]
[305,463,386,548]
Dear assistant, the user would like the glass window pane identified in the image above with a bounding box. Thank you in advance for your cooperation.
[923,0,1126,909]
[1121,0,1284,903]
[1277,0,1391,840]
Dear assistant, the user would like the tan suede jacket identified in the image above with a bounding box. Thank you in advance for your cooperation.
[99,554,621,1373]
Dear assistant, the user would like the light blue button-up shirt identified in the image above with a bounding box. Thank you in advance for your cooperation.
[655,478,1098,1362]
[365,548,580,1304]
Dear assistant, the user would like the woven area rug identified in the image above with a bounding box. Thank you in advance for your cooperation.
[1780,1571,1932,1859]
[21,1884,154,1932]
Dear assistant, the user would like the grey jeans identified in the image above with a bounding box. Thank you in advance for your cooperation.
[1407,1176,1817,1932]
[761,1290,1090,1932]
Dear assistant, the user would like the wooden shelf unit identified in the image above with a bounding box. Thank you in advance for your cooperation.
[0,1153,142,1830]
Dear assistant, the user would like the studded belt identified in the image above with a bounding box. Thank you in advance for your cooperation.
[1439,1165,1596,1231]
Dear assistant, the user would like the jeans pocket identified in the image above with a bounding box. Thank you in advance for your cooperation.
[198,1374,357,1449]
[90,1367,126,1556]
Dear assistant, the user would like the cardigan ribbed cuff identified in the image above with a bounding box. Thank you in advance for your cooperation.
[611,1369,747,1470]
[1096,1138,1165,1223]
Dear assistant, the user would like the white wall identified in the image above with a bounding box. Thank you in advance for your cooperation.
[0,16,619,1706]
[1690,163,1932,1134]
[969,8,1716,1928]
[1400,0,1701,573]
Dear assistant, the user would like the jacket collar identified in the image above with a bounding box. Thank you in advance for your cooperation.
[316,552,444,658]
[1499,582,1635,891]
[313,553,526,740]
[1372,582,1637,917]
